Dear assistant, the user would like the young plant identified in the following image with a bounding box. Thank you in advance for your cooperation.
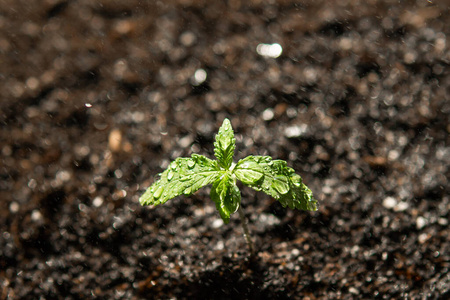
[140,118,317,255]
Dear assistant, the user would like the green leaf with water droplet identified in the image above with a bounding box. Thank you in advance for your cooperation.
[234,156,317,211]
[234,160,264,185]
[140,118,317,229]
[213,118,236,169]
[272,175,290,194]
[187,160,196,168]
[153,185,164,200]
[167,170,174,181]
[140,154,221,206]
[210,171,241,224]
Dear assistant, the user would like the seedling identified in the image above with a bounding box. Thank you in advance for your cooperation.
[140,118,317,256]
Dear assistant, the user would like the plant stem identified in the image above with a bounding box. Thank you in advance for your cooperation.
[238,205,254,257]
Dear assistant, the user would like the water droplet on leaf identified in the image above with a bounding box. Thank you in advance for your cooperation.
[188,160,195,168]
[153,186,164,199]
[272,175,290,194]
[290,174,302,187]
[180,176,191,182]
[167,170,174,181]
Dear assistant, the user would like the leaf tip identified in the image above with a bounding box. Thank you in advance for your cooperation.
[139,192,151,206]
[222,117,231,125]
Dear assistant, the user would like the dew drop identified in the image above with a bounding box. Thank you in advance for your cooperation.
[272,175,290,194]
[180,176,191,182]
[265,157,271,162]
[290,174,302,187]
[167,170,174,181]
[153,186,164,199]
[188,160,195,168]
[183,187,192,195]
[170,162,177,170]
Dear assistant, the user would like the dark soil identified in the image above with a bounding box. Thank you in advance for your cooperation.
[1,0,449,299]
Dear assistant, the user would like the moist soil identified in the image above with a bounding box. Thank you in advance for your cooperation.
[1,0,449,299]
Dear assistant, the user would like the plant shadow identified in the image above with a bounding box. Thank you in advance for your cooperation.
[186,256,290,300]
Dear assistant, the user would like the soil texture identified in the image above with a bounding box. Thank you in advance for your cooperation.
[1,0,449,299]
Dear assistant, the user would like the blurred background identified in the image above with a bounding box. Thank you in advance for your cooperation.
[1,0,449,298]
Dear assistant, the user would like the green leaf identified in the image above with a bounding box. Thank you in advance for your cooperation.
[234,159,264,185]
[140,118,318,225]
[210,172,241,223]
[140,154,221,206]
[213,118,236,169]
[234,156,317,211]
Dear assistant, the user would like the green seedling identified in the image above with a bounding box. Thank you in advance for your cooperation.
[140,118,317,256]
